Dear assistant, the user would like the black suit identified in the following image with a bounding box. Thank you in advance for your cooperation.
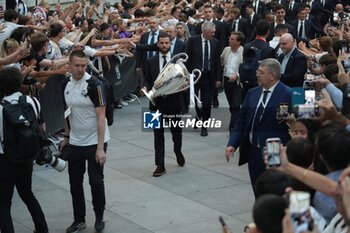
[226,18,248,39]
[171,38,187,55]
[285,1,302,23]
[308,0,333,27]
[245,14,262,38]
[136,30,159,75]
[144,54,184,167]
[278,48,307,87]
[185,35,222,124]
[254,0,266,17]
[292,19,324,41]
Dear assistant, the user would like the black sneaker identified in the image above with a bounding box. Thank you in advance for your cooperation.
[95,219,105,232]
[66,221,86,233]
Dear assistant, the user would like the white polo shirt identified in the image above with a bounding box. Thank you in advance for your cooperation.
[64,73,110,146]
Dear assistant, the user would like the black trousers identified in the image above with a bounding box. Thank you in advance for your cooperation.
[223,77,241,132]
[195,73,213,123]
[247,144,266,199]
[0,156,48,233]
[68,144,107,222]
[154,116,182,166]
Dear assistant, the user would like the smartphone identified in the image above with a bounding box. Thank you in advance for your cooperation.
[305,73,315,80]
[266,138,281,167]
[289,191,311,233]
[342,44,349,54]
[303,80,315,89]
[294,104,320,119]
[305,89,316,104]
[277,103,289,118]
[342,59,350,72]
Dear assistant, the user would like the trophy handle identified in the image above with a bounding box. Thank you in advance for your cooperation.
[163,53,188,70]
[168,68,201,94]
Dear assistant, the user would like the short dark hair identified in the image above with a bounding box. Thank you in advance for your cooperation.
[100,22,110,32]
[171,6,179,15]
[69,50,87,61]
[4,9,19,22]
[30,32,49,52]
[274,4,286,12]
[253,194,288,233]
[287,137,314,168]
[49,23,64,37]
[10,27,32,44]
[297,6,306,14]
[215,7,225,15]
[0,67,23,95]
[231,31,245,44]
[316,123,350,171]
[194,1,204,10]
[274,24,288,35]
[319,54,336,66]
[255,170,292,198]
[256,19,270,36]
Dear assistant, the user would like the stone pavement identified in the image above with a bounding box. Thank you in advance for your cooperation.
[12,94,255,233]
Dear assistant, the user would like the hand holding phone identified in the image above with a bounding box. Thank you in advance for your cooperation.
[289,191,312,233]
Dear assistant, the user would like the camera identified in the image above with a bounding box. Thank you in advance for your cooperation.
[294,104,320,119]
[36,138,67,172]
[266,138,281,167]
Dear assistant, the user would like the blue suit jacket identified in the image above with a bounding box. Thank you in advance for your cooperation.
[227,81,292,165]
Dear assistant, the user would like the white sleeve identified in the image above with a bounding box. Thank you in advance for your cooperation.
[84,46,97,57]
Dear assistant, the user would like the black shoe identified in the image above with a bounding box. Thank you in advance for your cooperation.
[175,152,185,167]
[66,221,86,233]
[153,166,166,177]
[95,219,105,232]
[201,128,208,137]
[212,98,219,108]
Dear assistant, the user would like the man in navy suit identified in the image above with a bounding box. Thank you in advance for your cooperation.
[143,32,185,177]
[225,58,291,197]
[278,33,307,87]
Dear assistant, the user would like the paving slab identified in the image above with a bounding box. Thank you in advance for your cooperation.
[12,94,254,233]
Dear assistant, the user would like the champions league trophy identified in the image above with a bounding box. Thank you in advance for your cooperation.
[143,53,201,106]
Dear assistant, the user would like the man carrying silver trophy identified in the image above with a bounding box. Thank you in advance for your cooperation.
[142,32,201,177]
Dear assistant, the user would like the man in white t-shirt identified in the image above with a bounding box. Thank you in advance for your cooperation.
[60,50,110,233]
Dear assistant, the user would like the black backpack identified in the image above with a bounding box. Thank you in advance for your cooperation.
[1,95,42,163]
[239,47,262,88]
[87,76,115,126]
[62,76,115,126]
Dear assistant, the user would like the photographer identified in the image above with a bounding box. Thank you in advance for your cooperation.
[0,66,48,233]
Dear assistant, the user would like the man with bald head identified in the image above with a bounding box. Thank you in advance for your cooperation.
[278,33,307,87]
